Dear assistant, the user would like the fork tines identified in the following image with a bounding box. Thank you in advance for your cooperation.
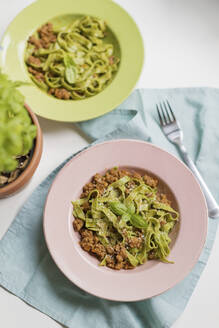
[156,100,176,126]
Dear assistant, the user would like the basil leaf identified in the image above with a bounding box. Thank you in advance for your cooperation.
[130,214,148,228]
[109,201,127,216]
[64,54,77,84]
[65,66,76,84]
[64,54,75,67]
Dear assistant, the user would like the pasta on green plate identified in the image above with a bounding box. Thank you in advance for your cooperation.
[25,16,120,100]
[72,168,179,270]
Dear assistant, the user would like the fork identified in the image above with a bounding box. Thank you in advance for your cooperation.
[156,100,219,218]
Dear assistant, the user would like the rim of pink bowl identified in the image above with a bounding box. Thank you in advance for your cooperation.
[43,139,208,301]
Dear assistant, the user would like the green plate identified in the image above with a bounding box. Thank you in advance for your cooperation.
[0,0,144,122]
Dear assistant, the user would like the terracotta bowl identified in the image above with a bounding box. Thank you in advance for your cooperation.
[0,104,43,198]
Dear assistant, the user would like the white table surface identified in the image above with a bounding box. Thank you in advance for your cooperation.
[1,0,219,327]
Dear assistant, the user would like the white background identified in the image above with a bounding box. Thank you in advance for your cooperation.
[1,0,219,327]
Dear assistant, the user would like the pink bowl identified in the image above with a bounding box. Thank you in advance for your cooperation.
[43,139,208,301]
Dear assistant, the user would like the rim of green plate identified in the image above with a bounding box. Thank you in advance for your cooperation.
[0,0,144,122]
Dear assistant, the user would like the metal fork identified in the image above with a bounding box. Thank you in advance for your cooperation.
[156,100,219,218]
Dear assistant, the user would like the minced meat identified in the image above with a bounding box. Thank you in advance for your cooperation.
[54,88,71,100]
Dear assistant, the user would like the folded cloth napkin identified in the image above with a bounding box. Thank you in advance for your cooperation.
[0,88,219,328]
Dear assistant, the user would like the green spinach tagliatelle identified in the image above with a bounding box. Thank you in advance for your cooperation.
[72,174,179,267]
[25,16,120,99]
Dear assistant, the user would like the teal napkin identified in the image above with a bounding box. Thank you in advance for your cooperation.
[0,88,219,328]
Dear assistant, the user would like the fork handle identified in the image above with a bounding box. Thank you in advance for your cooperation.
[178,144,219,218]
